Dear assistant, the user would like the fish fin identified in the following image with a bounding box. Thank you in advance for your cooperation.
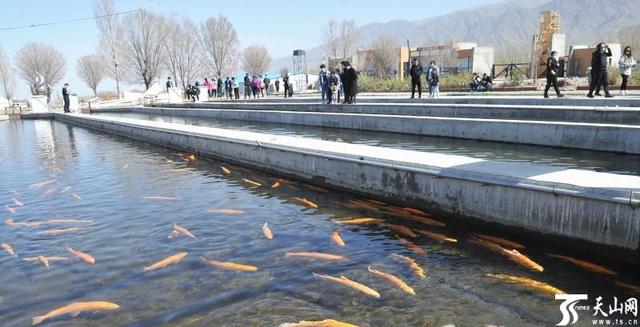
[70,310,81,317]
[32,315,46,325]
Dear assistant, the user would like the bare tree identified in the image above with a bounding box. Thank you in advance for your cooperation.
[241,45,272,76]
[165,18,202,91]
[618,25,640,52]
[77,55,106,96]
[322,20,339,58]
[0,45,16,103]
[15,43,66,102]
[120,9,168,90]
[339,20,359,59]
[200,15,239,77]
[369,35,398,79]
[93,0,123,95]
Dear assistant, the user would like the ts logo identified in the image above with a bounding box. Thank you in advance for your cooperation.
[556,294,588,326]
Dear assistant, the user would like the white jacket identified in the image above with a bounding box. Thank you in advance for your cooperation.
[619,56,637,76]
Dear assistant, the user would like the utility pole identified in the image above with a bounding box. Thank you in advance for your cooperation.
[114,58,121,98]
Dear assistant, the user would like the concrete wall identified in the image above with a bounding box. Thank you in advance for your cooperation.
[49,113,640,263]
[472,47,494,76]
[135,106,640,154]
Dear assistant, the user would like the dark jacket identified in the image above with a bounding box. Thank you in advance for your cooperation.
[546,57,559,77]
[409,64,423,81]
[344,67,358,93]
[592,47,612,71]
[62,87,69,98]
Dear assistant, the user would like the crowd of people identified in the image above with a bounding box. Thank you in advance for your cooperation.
[155,43,636,105]
[317,61,358,104]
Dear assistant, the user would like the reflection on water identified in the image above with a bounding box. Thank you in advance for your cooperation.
[0,119,638,327]
[95,112,640,176]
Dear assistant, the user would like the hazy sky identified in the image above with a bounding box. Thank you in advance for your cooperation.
[0,0,501,97]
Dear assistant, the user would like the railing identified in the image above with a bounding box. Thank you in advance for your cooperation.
[492,63,531,79]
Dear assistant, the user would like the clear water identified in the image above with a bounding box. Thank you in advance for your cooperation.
[0,119,637,327]
[94,112,640,176]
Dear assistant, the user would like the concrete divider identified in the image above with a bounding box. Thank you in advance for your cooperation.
[109,107,640,154]
[49,113,640,262]
[155,102,640,125]
[203,95,640,107]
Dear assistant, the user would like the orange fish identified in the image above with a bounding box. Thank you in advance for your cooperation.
[263,222,273,239]
[278,319,359,327]
[143,196,178,201]
[242,178,262,187]
[397,236,427,256]
[391,254,426,278]
[29,178,57,189]
[383,210,445,227]
[545,253,616,275]
[66,247,96,264]
[172,223,197,239]
[271,181,281,188]
[1,243,16,257]
[487,273,564,295]
[12,198,24,206]
[294,197,318,209]
[71,193,82,200]
[185,154,196,161]
[40,228,84,236]
[32,301,120,325]
[368,265,415,295]
[6,205,16,214]
[220,166,231,174]
[415,229,457,243]
[338,218,385,225]
[331,231,345,246]
[467,235,505,254]
[305,184,329,193]
[60,186,72,194]
[285,252,345,261]
[45,219,93,225]
[402,207,429,217]
[5,218,43,227]
[313,273,380,298]
[472,233,524,250]
[364,199,387,206]
[382,224,416,238]
[144,252,188,272]
[346,200,379,211]
[615,281,640,294]
[206,209,244,214]
[201,257,258,272]
[502,249,543,272]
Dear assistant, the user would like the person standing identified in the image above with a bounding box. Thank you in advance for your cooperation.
[318,64,331,103]
[334,68,343,103]
[428,61,440,98]
[619,46,636,96]
[283,74,290,98]
[409,58,423,99]
[264,75,271,96]
[62,83,70,113]
[587,42,613,98]
[204,78,212,99]
[165,77,173,92]
[275,79,280,94]
[217,77,224,98]
[544,51,564,98]
[342,61,357,104]
[212,76,218,98]
[232,77,240,99]
[244,73,251,99]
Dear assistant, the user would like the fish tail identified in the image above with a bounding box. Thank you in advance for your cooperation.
[199,256,207,262]
[312,272,328,280]
[367,265,377,273]
[32,315,46,325]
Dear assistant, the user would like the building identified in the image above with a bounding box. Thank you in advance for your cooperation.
[405,42,494,79]
[531,11,566,77]
[567,44,621,77]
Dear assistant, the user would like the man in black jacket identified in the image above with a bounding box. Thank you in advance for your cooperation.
[544,51,564,98]
[587,42,613,98]
[409,58,423,99]
[62,83,70,113]
[341,61,358,104]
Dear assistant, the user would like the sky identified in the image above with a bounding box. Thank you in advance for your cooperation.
[0,0,501,98]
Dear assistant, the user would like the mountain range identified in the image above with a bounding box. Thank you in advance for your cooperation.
[272,0,640,71]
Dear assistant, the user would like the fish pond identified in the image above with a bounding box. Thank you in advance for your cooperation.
[0,119,638,327]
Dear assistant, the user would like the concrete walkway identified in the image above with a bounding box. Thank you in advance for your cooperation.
[30,112,640,262]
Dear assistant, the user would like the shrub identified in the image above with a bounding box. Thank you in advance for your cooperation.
[439,73,469,88]
[630,69,640,86]
[357,75,410,92]
[607,67,619,85]
[504,71,525,87]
